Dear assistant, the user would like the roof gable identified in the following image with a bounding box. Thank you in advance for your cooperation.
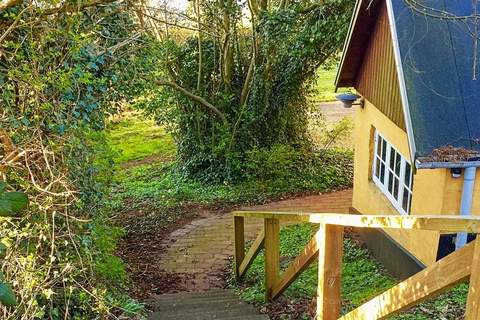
[337,0,480,161]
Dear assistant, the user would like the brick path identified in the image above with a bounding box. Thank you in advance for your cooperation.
[157,189,352,292]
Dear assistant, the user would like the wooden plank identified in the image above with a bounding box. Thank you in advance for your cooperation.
[233,211,312,221]
[466,238,480,320]
[232,211,480,233]
[272,230,320,299]
[316,224,344,320]
[264,218,280,301]
[238,229,265,278]
[339,241,475,320]
[234,216,245,280]
[317,215,480,233]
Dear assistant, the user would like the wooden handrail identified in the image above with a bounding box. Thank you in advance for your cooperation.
[232,211,480,233]
[232,211,480,319]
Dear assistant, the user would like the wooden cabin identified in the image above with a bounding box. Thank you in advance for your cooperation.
[336,0,480,277]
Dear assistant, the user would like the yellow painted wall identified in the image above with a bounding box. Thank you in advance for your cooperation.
[352,99,462,266]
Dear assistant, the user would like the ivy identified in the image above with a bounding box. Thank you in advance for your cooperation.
[131,0,354,182]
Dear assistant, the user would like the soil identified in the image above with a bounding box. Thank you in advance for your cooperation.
[121,153,175,169]
[116,206,199,300]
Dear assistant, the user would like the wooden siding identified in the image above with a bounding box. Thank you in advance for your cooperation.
[355,2,406,131]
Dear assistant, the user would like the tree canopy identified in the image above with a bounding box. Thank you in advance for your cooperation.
[131,0,354,182]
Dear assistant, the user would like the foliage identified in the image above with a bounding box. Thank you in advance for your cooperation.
[0,182,28,218]
[107,115,353,218]
[111,148,353,214]
[0,1,146,318]
[320,117,354,150]
[232,224,469,319]
[131,0,355,182]
[0,182,28,307]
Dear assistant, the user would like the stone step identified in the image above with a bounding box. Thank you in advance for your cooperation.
[148,290,268,320]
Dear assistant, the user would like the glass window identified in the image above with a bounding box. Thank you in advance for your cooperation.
[373,131,413,215]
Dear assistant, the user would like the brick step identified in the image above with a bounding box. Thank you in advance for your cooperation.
[147,290,268,320]
[149,290,238,304]
[149,312,267,320]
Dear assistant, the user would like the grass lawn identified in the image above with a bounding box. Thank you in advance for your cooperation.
[107,115,175,164]
[312,68,353,103]
[312,68,339,102]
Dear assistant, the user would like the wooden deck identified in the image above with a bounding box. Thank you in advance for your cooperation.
[233,210,480,319]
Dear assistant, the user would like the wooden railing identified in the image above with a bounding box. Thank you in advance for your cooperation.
[232,211,480,320]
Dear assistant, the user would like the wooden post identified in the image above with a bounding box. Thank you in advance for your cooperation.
[264,218,280,301]
[316,223,344,320]
[466,238,480,319]
[234,216,245,280]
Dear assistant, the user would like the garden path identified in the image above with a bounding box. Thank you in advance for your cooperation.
[155,189,352,293]
[147,189,352,318]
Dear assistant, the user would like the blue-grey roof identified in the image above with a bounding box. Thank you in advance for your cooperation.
[391,0,480,158]
[337,0,480,161]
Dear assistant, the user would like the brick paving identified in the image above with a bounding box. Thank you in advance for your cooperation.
[157,189,352,292]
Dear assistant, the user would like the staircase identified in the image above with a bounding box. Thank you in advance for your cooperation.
[147,290,269,320]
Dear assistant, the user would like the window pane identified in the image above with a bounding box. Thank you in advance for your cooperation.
[395,155,401,176]
[402,189,410,212]
[388,171,394,193]
[390,148,396,170]
[404,162,411,188]
[375,157,380,178]
[381,139,387,160]
[380,162,385,182]
[394,178,399,200]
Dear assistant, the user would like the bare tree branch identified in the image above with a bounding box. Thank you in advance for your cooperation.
[156,80,228,125]
[41,0,117,15]
[141,12,219,37]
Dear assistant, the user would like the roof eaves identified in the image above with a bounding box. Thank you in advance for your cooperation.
[334,0,364,90]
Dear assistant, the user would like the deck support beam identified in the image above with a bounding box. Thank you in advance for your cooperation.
[238,229,265,279]
[340,241,474,320]
[316,224,344,320]
[264,218,280,301]
[234,216,245,280]
[466,238,480,319]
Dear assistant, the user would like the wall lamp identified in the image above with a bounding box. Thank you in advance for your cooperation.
[335,93,364,109]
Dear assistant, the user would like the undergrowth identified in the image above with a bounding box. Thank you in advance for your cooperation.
[231,224,468,319]
[110,148,353,214]
[107,115,353,218]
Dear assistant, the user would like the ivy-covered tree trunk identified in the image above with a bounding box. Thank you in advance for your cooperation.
[131,0,354,182]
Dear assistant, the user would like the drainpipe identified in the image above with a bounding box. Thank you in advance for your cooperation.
[455,167,477,250]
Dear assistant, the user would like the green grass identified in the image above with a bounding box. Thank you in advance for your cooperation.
[111,148,353,214]
[234,224,395,315]
[107,116,175,164]
[232,224,468,319]
[312,68,352,103]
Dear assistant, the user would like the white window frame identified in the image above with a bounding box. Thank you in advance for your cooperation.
[372,130,413,215]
